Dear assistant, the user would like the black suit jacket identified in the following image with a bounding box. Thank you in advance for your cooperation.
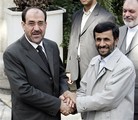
[3,35,68,120]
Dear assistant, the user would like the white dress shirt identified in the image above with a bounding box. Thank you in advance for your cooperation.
[126,25,138,50]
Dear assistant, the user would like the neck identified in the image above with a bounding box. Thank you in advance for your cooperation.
[84,1,97,12]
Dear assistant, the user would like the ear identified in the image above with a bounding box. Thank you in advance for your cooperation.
[21,21,25,30]
[115,38,119,46]
[45,21,47,28]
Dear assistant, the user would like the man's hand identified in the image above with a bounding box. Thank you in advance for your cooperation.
[63,91,76,106]
[60,91,76,108]
[59,90,77,115]
[60,99,75,116]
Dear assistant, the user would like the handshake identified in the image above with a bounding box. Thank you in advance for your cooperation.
[59,90,77,116]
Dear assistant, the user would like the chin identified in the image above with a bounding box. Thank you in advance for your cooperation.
[124,20,138,28]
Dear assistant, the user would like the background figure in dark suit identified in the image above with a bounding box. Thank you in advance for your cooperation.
[66,0,115,90]
[117,0,138,120]
[3,7,73,120]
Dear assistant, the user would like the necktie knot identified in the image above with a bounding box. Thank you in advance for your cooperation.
[37,45,43,52]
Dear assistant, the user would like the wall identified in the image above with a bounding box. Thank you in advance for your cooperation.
[0,0,15,52]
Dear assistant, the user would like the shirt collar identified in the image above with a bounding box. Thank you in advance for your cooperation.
[98,47,117,64]
[128,25,138,32]
[25,34,43,49]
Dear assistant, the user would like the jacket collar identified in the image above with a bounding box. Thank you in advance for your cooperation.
[90,48,122,72]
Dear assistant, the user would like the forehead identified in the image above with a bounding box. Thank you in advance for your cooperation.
[26,9,45,21]
[123,0,138,10]
[95,30,113,37]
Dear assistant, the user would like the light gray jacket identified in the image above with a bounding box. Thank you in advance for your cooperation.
[76,48,135,120]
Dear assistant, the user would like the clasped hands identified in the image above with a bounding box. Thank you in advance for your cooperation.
[59,90,76,116]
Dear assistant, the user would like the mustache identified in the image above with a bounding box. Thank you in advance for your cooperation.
[123,16,133,20]
[32,31,41,35]
[97,46,108,49]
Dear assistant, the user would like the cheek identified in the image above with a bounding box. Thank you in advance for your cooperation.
[41,26,46,33]
[134,15,138,20]
[95,42,99,47]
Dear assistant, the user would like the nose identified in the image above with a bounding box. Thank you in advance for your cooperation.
[124,11,131,17]
[99,40,106,46]
[33,24,40,30]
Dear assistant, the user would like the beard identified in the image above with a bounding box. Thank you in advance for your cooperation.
[123,17,138,28]
[97,45,116,58]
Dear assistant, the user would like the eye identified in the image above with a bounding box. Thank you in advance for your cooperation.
[129,10,135,14]
[27,22,35,26]
[104,38,110,42]
[38,21,45,26]
[123,9,136,14]
[123,9,127,13]
[96,38,101,42]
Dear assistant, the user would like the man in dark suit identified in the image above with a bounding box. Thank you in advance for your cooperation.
[3,7,73,120]
[117,0,138,119]
[66,0,115,89]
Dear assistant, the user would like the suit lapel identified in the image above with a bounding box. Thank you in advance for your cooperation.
[118,26,138,55]
[81,4,100,35]
[77,10,83,35]
[97,68,106,80]
[27,49,51,75]
[118,26,128,54]
[118,27,127,48]
[20,36,51,75]
[43,40,54,77]
[121,36,127,54]
[73,9,83,38]
[128,30,138,53]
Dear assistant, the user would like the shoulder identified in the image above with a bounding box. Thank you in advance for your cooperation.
[4,39,21,55]
[94,3,115,21]
[43,38,59,51]
[116,49,135,69]
[89,55,99,65]
[96,3,112,15]
[72,8,83,19]
[3,39,23,63]
[43,38,58,46]
[119,25,127,31]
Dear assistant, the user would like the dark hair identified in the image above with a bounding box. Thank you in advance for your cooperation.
[22,7,47,23]
[93,22,119,40]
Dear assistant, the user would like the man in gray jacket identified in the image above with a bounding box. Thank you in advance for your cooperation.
[64,22,136,120]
